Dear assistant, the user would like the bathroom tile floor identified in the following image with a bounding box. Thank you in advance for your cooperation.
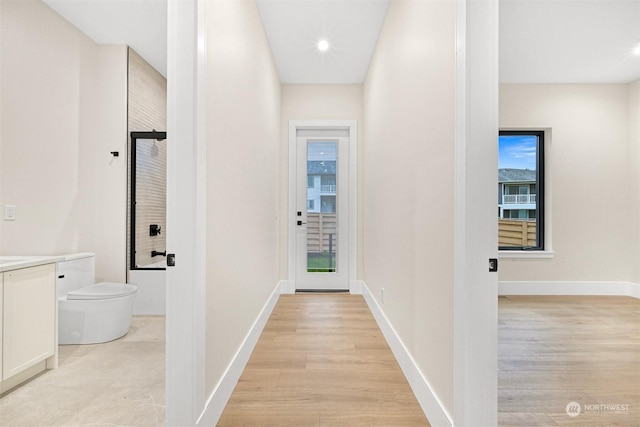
[0,316,165,427]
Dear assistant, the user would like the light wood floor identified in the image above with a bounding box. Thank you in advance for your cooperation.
[218,293,430,427]
[498,295,640,427]
[219,294,639,427]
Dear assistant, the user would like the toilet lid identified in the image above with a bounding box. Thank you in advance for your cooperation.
[67,282,138,300]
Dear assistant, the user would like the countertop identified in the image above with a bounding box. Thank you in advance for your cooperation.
[0,256,65,273]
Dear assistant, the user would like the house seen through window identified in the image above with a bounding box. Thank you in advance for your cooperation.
[498,131,545,250]
[306,141,338,272]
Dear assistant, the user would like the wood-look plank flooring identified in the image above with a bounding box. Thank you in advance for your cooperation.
[218,293,430,427]
[498,296,640,427]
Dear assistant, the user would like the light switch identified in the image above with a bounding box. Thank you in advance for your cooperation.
[4,205,16,221]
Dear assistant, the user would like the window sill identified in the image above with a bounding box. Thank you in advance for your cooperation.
[498,250,555,259]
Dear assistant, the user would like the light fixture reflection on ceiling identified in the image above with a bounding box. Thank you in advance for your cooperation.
[317,39,330,52]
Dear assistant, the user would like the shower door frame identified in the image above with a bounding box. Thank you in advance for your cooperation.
[129,130,168,271]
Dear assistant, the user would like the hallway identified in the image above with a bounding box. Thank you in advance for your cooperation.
[218,293,430,426]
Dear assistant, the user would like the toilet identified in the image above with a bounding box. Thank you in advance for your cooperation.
[57,253,137,345]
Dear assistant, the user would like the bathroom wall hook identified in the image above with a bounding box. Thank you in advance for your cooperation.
[110,151,119,157]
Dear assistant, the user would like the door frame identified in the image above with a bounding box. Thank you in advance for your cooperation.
[288,120,358,292]
[166,0,207,424]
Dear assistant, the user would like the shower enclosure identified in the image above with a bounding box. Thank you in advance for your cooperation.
[126,48,167,315]
[129,130,167,270]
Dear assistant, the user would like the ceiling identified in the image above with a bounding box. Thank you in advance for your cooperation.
[256,0,389,84]
[500,0,639,84]
[43,0,168,77]
[43,0,639,84]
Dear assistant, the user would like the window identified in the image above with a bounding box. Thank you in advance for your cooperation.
[498,131,545,250]
[503,209,536,220]
[321,176,336,186]
[307,176,315,188]
[320,196,336,213]
[307,199,314,210]
[320,175,336,193]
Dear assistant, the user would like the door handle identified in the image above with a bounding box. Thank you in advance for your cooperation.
[297,220,307,226]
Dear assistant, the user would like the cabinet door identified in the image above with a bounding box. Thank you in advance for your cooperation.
[3,264,55,380]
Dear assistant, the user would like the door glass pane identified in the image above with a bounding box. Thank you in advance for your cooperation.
[307,141,337,272]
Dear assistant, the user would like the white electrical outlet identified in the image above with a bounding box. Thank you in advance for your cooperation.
[381,288,385,303]
[4,205,16,221]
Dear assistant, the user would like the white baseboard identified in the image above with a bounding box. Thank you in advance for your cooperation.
[196,281,281,425]
[280,280,295,294]
[499,281,640,299]
[361,283,453,427]
[349,280,364,294]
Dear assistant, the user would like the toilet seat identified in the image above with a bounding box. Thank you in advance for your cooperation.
[67,282,137,300]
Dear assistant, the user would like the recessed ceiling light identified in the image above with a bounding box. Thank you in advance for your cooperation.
[317,40,329,52]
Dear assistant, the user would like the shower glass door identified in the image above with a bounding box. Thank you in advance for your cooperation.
[129,131,167,270]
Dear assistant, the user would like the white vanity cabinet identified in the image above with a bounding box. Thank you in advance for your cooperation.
[0,262,57,393]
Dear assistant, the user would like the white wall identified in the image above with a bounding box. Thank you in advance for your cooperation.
[79,46,128,283]
[0,0,128,282]
[363,0,455,416]
[205,0,281,394]
[499,84,636,283]
[279,84,364,278]
[629,80,640,284]
[0,0,3,226]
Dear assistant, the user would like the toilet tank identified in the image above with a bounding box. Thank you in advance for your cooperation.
[56,253,96,298]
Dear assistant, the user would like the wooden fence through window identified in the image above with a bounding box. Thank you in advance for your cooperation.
[498,219,537,247]
[308,216,536,250]
[307,213,337,253]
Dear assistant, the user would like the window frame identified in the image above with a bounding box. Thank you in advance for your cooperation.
[499,130,545,251]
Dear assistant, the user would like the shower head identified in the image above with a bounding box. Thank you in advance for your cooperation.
[152,129,166,141]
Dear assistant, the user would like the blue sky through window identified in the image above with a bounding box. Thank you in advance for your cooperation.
[499,135,537,170]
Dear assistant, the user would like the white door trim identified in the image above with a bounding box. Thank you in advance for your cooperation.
[166,0,207,424]
[453,0,499,425]
[288,120,358,291]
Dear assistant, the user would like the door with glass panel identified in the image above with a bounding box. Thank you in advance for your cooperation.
[295,136,349,290]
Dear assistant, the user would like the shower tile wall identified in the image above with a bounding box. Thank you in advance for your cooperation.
[127,48,167,270]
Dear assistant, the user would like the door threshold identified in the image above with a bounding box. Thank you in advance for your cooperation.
[295,289,349,293]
